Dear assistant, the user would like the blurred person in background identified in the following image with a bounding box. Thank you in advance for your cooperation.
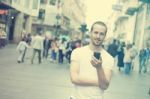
[139,47,147,74]
[31,32,43,64]
[117,42,125,71]
[16,38,29,63]
[43,35,52,59]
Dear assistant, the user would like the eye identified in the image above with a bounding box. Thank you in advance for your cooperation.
[94,31,98,34]
[99,32,105,36]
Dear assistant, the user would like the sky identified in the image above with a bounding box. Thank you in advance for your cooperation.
[84,0,116,28]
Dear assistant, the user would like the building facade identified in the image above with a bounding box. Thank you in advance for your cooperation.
[111,0,150,49]
[62,0,86,39]
[0,0,40,43]
[32,0,86,40]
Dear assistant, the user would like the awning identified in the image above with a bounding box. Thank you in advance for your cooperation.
[0,2,13,9]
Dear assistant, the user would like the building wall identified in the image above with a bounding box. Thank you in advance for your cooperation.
[125,14,136,43]
[32,0,86,39]
[9,0,40,43]
[32,0,59,36]
[144,4,150,47]
[62,0,86,31]
[11,0,40,16]
[134,4,147,49]
[112,0,139,44]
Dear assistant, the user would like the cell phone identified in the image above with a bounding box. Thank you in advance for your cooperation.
[94,52,101,60]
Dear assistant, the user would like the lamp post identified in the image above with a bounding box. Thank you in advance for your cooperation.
[79,23,88,39]
[55,14,61,36]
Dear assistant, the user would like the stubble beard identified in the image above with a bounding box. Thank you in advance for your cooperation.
[92,40,102,47]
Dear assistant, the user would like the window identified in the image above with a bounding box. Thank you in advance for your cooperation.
[49,0,56,6]
[24,1,30,8]
[12,0,20,4]
[40,0,47,4]
[32,0,38,9]
[38,9,45,19]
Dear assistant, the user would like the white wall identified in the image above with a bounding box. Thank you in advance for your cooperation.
[11,0,40,17]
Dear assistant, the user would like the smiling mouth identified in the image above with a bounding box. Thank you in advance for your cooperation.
[95,40,101,42]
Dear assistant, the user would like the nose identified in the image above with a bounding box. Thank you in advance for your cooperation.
[96,33,100,39]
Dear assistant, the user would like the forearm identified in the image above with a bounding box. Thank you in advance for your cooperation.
[71,76,99,86]
[96,67,109,90]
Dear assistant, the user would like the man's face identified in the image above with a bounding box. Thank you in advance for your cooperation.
[90,24,106,46]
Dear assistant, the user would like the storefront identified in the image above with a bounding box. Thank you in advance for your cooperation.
[0,10,8,48]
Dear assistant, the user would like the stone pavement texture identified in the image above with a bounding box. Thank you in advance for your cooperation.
[0,44,150,99]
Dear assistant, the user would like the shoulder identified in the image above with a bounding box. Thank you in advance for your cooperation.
[102,49,114,60]
[19,41,24,44]
[71,46,88,57]
[72,45,88,52]
[102,49,115,69]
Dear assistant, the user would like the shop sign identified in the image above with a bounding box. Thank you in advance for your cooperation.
[0,10,8,14]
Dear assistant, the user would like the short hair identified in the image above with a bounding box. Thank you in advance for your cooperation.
[90,21,107,33]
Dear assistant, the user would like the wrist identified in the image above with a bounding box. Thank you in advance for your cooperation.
[96,64,102,69]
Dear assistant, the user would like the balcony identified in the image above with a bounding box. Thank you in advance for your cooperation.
[112,4,123,11]
[124,1,139,16]
[125,7,138,15]
[139,0,150,3]
[114,15,129,28]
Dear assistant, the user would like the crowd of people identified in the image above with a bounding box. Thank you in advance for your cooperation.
[106,39,150,74]
[16,31,82,65]
[16,30,150,75]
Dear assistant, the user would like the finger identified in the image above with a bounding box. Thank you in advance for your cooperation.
[92,56,98,61]
[91,60,95,65]
[91,60,96,66]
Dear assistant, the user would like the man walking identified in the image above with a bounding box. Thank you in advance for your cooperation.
[31,32,43,64]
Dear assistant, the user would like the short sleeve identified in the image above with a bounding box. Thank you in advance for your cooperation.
[102,53,114,70]
[71,48,80,62]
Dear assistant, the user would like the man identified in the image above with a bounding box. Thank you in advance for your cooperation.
[107,39,118,58]
[31,32,43,64]
[70,21,114,99]
[145,38,150,73]
[43,36,52,59]
[130,42,138,70]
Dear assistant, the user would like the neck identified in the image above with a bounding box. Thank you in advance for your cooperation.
[89,43,103,52]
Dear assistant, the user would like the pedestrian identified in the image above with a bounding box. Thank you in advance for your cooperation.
[43,36,52,59]
[139,47,147,73]
[26,33,32,45]
[65,40,73,63]
[123,44,134,74]
[130,42,138,70]
[58,38,66,64]
[70,21,114,99]
[50,38,58,63]
[107,39,118,58]
[117,42,124,71]
[31,32,43,64]
[16,38,29,63]
[143,39,150,73]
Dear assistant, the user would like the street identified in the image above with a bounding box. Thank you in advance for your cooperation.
[0,44,150,99]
